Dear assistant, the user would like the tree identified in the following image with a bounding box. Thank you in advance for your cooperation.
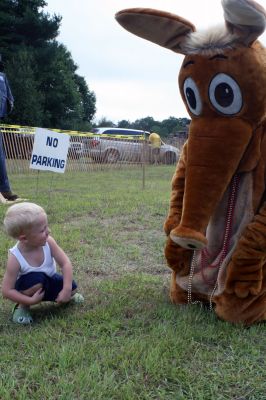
[132,117,157,132]
[74,75,96,130]
[0,0,61,56]
[35,42,83,129]
[96,117,116,128]
[6,47,44,126]
[0,0,96,129]
[94,115,190,138]
[117,120,132,128]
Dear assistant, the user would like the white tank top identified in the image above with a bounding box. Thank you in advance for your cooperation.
[9,242,57,278]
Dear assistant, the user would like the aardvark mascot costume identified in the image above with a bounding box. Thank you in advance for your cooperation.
[116,0,266,325]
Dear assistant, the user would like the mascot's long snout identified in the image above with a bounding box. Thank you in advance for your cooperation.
[170,117,253,250]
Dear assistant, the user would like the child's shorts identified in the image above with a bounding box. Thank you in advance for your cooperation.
[15,272,77,302]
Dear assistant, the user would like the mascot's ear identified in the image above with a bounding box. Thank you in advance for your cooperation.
[222,0,266,45]
[115,8,195,55]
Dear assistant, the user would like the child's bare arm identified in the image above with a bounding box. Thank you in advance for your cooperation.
[48,236,73,303]
[2,254,44,305]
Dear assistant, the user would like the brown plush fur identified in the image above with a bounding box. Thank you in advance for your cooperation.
[116,0,266,325]
[165,40,266,324]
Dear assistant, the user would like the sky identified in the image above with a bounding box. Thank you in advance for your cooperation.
[44,0,266,124]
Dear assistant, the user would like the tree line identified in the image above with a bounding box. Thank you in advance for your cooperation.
[97,116,190,138]
[0,0,96,131]
[0,0,190,137]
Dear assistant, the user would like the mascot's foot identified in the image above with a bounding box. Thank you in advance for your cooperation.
[0,192,27,204]
[170,272,189,304]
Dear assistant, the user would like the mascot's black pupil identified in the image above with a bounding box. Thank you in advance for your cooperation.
[215,83,234,107]
[186,87,196,109]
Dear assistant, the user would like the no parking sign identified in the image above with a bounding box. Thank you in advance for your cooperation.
[30,128,70,173]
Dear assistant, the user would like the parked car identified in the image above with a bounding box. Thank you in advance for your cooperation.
[68,141,83,159]
[92,128,147,137]
[85,128,179,164]
[2,131,33,159]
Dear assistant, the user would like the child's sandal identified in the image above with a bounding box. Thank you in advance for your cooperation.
[12,305,33,324]
[71,293,84,304]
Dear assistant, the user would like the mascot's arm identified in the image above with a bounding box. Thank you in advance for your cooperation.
[164,141,187,235]
[225,202,266,298]
[164,142,192,275]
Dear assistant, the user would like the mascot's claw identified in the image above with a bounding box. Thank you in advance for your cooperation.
[225,279,263,298]
[164,237,192,276]
[163,217,180,236]
[225,258,264,298]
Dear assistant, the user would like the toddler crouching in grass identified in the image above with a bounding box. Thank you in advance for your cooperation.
[2,202,84,325]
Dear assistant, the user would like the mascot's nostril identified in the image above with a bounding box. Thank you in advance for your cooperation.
[188,244,196,249]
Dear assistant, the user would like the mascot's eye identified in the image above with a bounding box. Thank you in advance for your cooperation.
[209,73,242,115]
[183,77,202,116]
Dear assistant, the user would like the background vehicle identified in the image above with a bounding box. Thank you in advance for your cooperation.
[68,142,83,159]
[86,128,179,164]
[92,128,147,136]
[2,131,33,159]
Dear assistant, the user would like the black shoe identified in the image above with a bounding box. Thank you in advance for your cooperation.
[1,191,19,201]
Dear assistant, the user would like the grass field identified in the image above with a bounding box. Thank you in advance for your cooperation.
[0,166,265,400]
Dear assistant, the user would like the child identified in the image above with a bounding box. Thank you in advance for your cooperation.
[2,202,84,324]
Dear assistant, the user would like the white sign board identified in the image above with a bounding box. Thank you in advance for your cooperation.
[30,128,70,173]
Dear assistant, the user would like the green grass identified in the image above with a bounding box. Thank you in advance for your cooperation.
[0,166,265,400]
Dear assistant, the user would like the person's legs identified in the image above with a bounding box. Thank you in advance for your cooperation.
[15,272,47,294]
[12,273,83,324]
[12,273,48,324]
[21,283,43,297]
[12,283,43,324]
[16,272,81,303]
[152,148,160,165]
[43,273,78,301]
[0,131,18,200]
[43,273,84,303]
[0,132,11,192]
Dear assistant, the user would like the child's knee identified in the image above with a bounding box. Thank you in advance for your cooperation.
[21,283,43,296]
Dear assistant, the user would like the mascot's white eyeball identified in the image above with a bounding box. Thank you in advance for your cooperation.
[209,73,243,115]
[183,77,203,116]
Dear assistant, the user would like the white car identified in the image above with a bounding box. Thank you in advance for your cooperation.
[85,128,179,164]
[68,142,84,159]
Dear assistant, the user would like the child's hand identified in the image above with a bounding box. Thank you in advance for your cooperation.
[56,288,72,304]
[30,288,45,305]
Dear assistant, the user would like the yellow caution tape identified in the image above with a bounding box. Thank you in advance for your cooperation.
[0,124,145,140]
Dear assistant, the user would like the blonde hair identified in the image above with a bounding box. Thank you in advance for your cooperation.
[4,202,47,239]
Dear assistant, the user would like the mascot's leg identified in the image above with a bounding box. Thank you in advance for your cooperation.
[214,278,266,326]
[170,272,208,305]
[165,237,193,304]
[215,209,266,325]
[170,271,188,304]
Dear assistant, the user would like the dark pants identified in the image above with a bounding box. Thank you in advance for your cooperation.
[15,272,78,302]
[0,131,11,192]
